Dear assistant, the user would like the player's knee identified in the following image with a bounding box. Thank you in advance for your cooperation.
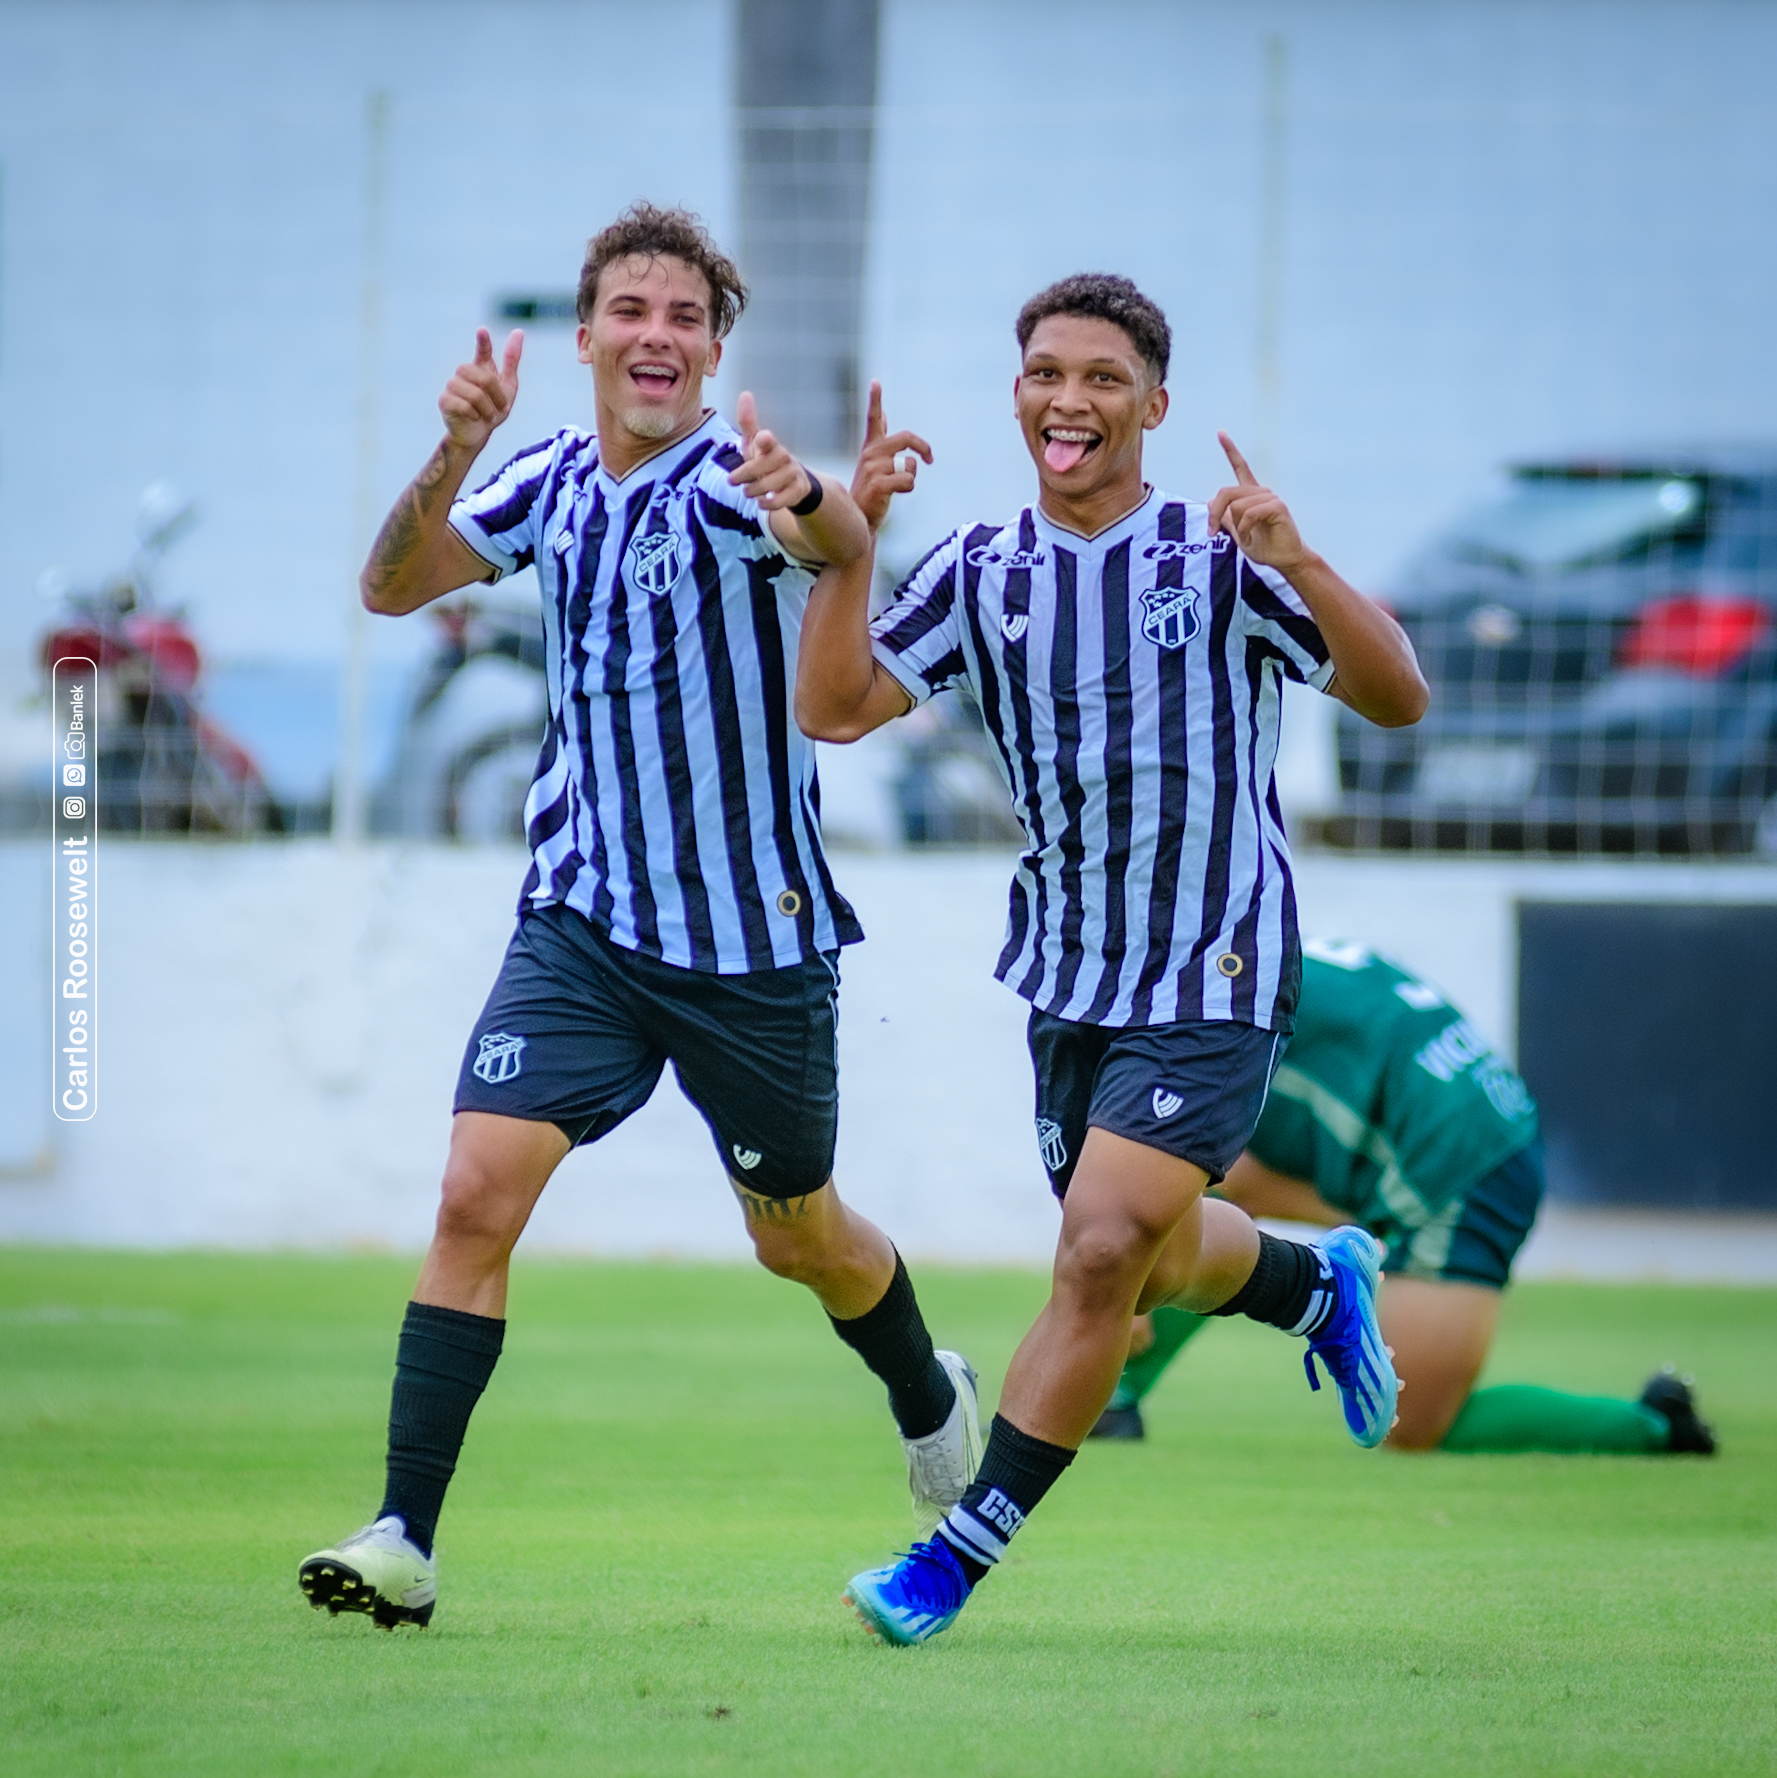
[434,1157,526,1258]
[1055,1213,1153,1308]
[1385,1417,1444,1453]
[746,1220,825,1285]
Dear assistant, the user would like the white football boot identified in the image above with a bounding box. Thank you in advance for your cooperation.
[299,1515,436,1629]
[903,1350,984,1540]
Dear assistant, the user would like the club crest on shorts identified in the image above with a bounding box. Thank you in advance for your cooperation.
[472,1032,526,1084]
[1151,1086,1183,1120]
[732,1144,763,1171]
[1140,585,1201,650]
[625,527,687,596]
[1036,1117,1068,1173]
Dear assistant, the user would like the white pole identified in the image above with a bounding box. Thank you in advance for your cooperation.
[1254,33,1288,476]
[335,89,389,847]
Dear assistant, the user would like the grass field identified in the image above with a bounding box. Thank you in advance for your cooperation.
[1,1251,1773,1777]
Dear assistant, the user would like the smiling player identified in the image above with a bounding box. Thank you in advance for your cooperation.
[797,273,1429,1645]
[298,204,980,1631]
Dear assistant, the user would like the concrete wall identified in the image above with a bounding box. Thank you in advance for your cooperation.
[3,839,1772,1263]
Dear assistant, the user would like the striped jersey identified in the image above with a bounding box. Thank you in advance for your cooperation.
[450,411,862,973]
[871,491,1333,1030]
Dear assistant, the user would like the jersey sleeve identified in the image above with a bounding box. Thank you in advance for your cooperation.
[1237,557,1336,690]
[869,534,969,706]
[448,437,559,582]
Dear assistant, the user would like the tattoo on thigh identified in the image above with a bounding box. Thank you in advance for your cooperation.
[730,1181,812,1223]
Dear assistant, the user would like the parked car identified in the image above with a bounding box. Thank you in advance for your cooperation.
[1331,448,1777,854]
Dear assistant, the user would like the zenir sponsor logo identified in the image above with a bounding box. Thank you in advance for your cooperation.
[1142,539,1206,562]
[473,1032,526,1084]
[1139,585,1201,650]
[625,527,688,596]
[967,546,1047,570]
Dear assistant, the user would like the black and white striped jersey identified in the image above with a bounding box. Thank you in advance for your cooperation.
[450,412,862,973]
[871,491,1334,1031]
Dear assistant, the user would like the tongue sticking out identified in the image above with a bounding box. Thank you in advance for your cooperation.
[1044,435,1091,473]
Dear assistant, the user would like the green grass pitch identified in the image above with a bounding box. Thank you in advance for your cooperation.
[1,1250,1773,1777]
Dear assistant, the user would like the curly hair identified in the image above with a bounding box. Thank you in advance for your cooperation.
[576,202,748,338]
[1014,273,1171,385]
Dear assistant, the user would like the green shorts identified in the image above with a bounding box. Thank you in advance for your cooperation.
[1379,1142,1544,1290]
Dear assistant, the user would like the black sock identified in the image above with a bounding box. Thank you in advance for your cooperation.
[378,1301,505,1557]
[1209,1231,1336,1337]
[827,1253,957,1439]
[935,1414,1076,1586]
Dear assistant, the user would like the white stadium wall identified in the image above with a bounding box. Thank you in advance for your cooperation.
[4,840,1775,1267]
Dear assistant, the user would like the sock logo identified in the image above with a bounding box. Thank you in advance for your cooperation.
[1151,1086,1183,1119]
[976,1487,1025,1537]
[1036,1117,1068,1173]
[472,1032,526,1084]
[731,1144,763,1171]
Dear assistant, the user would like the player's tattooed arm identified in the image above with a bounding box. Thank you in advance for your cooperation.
[360,328,524,616]
[729,1181,814,1223]
[794,383,925,743]
[1208,433,1429,729]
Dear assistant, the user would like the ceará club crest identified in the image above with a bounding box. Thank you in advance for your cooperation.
[625,527,688,596]
[1139,585,1201,651]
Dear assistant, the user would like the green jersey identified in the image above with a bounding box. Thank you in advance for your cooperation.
[1247,940,1538,1234]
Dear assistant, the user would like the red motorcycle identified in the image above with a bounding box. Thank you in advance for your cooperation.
[38,487,277,836]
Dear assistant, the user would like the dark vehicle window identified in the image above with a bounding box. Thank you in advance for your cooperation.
[1704,501,1777,574]
[1443,477,1703,572]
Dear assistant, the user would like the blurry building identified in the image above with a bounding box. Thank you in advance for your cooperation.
[3,0,1775,677]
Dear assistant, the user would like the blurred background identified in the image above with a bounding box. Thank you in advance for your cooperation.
[1,0,1774,1265]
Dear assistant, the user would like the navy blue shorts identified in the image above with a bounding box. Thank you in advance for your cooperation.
[454,903,841,1199]
[1381,1142,1545,1290]
[1027,1008,1285,1199]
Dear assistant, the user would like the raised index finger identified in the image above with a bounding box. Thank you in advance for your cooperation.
[864,380,885,444]
[1218,432,1259,486]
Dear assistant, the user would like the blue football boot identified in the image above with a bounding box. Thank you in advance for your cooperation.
[843,1537,972,1646]
[1303,1226,1399,1448]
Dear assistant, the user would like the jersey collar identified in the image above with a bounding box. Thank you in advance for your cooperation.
[1030,486,1157,552]
[593,409,724,488]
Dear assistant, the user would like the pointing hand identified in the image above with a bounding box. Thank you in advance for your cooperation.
[728,390,816,511]
[1208,431,1308,572]
[851,381,932,532]
[439,328,523,453]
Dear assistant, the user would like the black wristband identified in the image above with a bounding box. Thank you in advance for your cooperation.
[788,469,825,517]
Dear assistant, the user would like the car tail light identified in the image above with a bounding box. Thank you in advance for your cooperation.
[1617,595,1771,675]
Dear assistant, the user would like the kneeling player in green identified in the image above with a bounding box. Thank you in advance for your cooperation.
[1093,939,1717,1456]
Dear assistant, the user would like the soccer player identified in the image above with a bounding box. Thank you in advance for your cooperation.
[298,205,981,1631]
[796,274,1430,1645]
[1091,939,1718,1456]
